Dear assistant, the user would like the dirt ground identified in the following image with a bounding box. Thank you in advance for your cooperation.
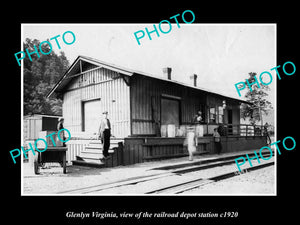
[184,165,275,195]
[22,150,276,195]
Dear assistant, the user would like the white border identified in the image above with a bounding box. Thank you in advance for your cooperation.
[21,23,277,196]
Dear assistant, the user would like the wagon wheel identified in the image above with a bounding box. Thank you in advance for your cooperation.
[33,153,40,175]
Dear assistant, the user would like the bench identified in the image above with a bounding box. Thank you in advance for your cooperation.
[143,151,210,161]
[142,137,211,161]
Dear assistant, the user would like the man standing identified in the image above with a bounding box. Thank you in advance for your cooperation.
[57,117,66,147]
[184,126,198,161]
[213,128,222,154]
[263,122,272,145]
[193,110,204,137]
[98,111,111,158]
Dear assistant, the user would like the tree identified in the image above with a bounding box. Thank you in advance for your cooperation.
[240,72,273,125]
[23,38,69,116]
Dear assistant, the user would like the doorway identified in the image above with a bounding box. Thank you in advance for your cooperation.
[82,99,101,133]
[160,97,180,126]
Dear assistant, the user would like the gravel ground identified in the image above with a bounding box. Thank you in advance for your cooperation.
[22,156,206,194]
[22,150,275,195]
[183,165,275,195]
[89,159,275,195]
[22,163,164,195]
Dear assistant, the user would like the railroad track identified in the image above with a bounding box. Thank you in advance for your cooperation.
[59,151,274,194]
[145,161,274,194]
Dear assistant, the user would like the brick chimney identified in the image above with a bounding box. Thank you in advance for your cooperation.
[163,67,172,80]
[190,74,197,87]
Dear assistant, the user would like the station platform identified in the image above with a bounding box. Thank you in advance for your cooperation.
[22,149,274,195]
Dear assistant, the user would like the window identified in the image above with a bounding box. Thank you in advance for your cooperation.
[218,106,224,123]
[42,117,59,131]
[209,105,224,124]
[209,107,216,123]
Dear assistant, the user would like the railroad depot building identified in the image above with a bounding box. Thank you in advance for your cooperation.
[47,55,267,167]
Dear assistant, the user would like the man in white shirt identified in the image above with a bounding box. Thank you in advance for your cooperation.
[98,111,111,158]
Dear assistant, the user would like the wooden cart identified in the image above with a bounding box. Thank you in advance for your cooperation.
[34,146,68,174]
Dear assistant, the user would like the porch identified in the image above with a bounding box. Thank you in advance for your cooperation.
[65,123,267,167]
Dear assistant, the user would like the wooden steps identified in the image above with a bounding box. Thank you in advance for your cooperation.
[72,139,124,168]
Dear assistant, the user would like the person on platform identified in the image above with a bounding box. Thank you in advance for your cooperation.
[264,122,272,145]
[193,110,204,137]
[184,126,198,161]
[98,111,111,159]
[213,128,222,154]
[57,117,66,147]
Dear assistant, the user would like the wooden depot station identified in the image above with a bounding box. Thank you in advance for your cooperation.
[44,56,267,168]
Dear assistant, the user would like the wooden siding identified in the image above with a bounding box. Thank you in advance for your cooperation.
[130,75,207,135]
[220,136,267,153]
[66,139,124,166]
[26,136,266,166]
[23,115,60,141]
[62,67,130,138]
[122,136,266,166]
[66,139,90,163]
[23,117,42,141]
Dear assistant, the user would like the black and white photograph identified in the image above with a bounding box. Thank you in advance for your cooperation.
[5,5,298,225]
[21,23,276,195]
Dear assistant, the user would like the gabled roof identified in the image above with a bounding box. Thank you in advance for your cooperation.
[47,55,250,104]
[47,55,134,98]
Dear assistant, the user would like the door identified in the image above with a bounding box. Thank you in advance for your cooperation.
[161,97,180,126]
[82,99,101,133]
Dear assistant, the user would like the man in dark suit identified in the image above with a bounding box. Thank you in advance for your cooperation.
[57,117,66,147]
[98,111,111,158]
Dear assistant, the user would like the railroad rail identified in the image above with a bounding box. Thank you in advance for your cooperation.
[145,161,274,194]
[59,151,274,195]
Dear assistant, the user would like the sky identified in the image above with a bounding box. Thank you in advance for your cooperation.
[22,23,276,106]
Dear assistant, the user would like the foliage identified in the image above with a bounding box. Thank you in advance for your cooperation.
[23,38,69,116]
[240,72,273,125]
